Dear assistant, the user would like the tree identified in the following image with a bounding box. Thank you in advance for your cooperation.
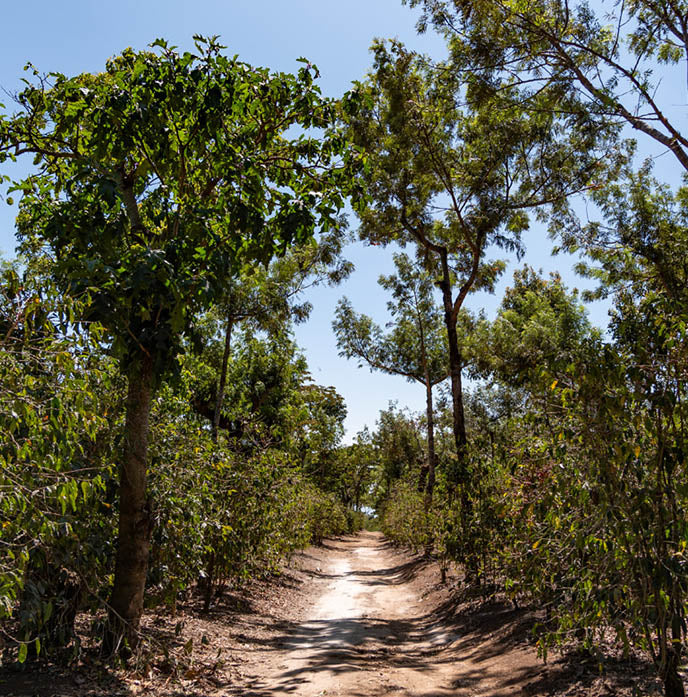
[207,229,352,441]
[567,167,688,697]
[487,266,599,389]
[333,252,448,499]
[482,252,688,696]
[335,430,376,512]
[342,40,604,511]
[294,382,348,482]
[407,0,688,173]
[0,37,359,652]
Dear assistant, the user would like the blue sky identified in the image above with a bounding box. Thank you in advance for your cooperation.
[0,1,682,440]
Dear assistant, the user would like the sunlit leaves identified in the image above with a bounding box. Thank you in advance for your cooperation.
[0,263,119,659]
[1,37,360,375]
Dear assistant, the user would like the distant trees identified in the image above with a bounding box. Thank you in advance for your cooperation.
[205,230,352,442]
[333,252,447,500]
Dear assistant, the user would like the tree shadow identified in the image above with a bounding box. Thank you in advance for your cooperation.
[0,658,128,697]
[355,556,433,586]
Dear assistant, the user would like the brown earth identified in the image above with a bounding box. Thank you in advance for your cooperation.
[0,531,667,696]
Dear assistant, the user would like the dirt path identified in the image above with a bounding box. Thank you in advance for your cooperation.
[1,531,660,697]
[231,531,543,697]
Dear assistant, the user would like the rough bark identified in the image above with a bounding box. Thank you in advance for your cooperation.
[105,355,154,654]
[211,316,234,443]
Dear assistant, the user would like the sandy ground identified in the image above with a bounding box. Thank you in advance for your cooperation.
[0,531,665,697]
[225,532,657,697]
[232,531,468,696]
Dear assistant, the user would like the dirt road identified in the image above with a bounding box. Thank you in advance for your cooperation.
[231,531,543,697]
[0,532,660,697]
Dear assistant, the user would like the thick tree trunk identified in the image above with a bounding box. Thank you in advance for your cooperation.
[105,356,154,655]
[212,317,233,443]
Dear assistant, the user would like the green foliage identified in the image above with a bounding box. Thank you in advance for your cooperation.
[407,0,687,172]
[2,37,358,375]
[146,377,351,608]
[370,405,424,507]
[375,242,688,693]
[0,36,364,652]
[333,252,448,387]
[381,480,433,551]
[0,261,364,656]
[0,263,120,659]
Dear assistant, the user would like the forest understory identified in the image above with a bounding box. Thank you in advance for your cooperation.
[0,532,668,697]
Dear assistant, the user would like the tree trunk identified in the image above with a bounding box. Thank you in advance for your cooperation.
[415,290,437,504]
[438,251,477,579]
[664,669,685,697]
[212,316,234,443]
[663,646,685,697]
[203,551,216,613]
[417,463,429,493]
[105,355,154,655]
[437,253,468,483]
[424,376,437,503]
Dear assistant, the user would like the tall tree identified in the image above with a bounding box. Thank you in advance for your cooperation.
[342,40,605,496]
[0,37,359,652]
[333,252,448,500]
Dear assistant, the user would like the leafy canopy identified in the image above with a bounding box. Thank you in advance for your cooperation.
[1,36,361,370]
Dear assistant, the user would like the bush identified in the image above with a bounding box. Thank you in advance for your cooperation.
[0,271,120,660]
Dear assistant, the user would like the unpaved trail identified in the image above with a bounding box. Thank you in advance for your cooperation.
[233,531,542,697]
[0,532,660,697]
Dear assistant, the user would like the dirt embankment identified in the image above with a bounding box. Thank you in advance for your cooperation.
[0,531,664,696]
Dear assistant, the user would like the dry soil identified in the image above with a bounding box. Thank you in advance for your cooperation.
[0,531,666,696]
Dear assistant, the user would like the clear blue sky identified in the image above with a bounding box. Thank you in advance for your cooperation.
[0,1,681,440]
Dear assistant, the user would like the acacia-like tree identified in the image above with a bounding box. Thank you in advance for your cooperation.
[333,252,448,500]
[408,0,688,173]
[342,40,606,496]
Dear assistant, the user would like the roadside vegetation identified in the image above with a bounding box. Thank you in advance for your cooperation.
[2,1,688,695]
